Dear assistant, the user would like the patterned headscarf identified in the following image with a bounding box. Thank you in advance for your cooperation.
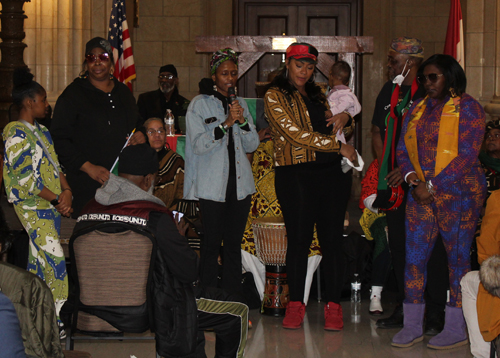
[210,48,238,75]
[390,37,424,58]
[486,118,500,134]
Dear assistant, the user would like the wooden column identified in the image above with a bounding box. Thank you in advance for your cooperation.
[0,0,29,130]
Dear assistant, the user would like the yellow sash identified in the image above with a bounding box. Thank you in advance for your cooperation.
[404,96,460,181]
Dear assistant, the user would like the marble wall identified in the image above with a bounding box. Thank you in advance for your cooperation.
[90,0,232,101]
[23,0,92,103]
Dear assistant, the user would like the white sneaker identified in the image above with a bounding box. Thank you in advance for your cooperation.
[369,295,383,315]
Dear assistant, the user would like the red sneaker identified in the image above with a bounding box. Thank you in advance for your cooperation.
[282,301,306,329]
[324,302,343,331]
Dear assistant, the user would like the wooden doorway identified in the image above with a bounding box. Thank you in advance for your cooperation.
[234,0,362,97]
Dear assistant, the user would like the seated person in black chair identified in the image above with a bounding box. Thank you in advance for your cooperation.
[74,143,248,358]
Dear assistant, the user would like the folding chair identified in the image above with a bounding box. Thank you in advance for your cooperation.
[65,222,156,352]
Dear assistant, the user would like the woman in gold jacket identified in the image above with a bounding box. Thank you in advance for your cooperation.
[264,42,356,331]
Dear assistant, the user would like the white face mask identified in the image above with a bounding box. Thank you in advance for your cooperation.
[392,60,410,86]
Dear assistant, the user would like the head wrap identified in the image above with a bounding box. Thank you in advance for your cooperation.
[119,144,159,176]
[159,64,178,77]
[210,48,238,75]
[486,119,500,134]
[285,43,318,64]
[85,37,114,62]
[390,37,424,58]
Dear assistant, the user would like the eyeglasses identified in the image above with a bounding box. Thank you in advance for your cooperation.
[146,128,166,136]
[158,75,175,80]
[486,133,500,140]
[417,73,444,84]
[85,53,110,63]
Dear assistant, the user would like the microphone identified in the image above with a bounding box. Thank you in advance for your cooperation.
[228,87,237,105]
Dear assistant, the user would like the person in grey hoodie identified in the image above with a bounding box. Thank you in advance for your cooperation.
[74,143,249,358]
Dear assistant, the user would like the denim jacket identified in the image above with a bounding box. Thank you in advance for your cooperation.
[183,94,260,202]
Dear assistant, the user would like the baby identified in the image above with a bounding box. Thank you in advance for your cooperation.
[326,61,362,172]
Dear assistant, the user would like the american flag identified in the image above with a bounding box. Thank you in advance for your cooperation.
[108,0,136,91]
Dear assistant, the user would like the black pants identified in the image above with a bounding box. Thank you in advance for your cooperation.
[196,286,248,358]
[275,161,351,304]
[199,177,251,293]
[386,189,449,310]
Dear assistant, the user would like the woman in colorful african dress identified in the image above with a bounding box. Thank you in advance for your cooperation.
[2,68,72,329]
[393,54,486,349]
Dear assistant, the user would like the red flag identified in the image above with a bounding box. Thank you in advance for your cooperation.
[108,0,136,91]
[443,0,464,68]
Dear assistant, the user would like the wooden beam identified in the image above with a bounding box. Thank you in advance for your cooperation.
[316,53,335,79]
[195,36,373,54]
[237,52,265,78]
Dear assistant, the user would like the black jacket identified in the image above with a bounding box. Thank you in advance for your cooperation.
[73,199,199,357]
[51,76,144,217]
[137,88,190,132]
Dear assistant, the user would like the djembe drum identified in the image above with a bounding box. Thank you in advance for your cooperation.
[252,217,289,316]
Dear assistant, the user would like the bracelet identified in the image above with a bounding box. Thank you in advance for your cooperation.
[426,181,436,195]
[238,118,248,127]
[218,124,226,135]
[62,188,72,193]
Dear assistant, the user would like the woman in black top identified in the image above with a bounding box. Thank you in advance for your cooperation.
[51,37,145,217]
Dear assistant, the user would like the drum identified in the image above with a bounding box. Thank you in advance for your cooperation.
[252,217,289,316]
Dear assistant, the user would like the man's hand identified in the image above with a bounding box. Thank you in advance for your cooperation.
[81,162,110,185]
[411,182,434,205]
[258,128,271,142]
[385,167,403,187]
[174,215,189,236]
[327,112,350,134]
[128,131,146,146]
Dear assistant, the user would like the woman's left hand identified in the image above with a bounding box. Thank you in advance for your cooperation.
[327,112,350,134]
[411,182,434,205]
[56,190,73,217]
[128,131,146,146]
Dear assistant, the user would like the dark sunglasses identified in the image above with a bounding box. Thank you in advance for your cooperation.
[417,73,444,84]
[85,53,110,63]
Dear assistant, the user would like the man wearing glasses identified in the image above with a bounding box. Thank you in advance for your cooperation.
[370,37,448,336]
[137,64,190,133]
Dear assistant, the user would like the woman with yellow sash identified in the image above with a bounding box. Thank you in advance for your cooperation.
[392,54,487,350]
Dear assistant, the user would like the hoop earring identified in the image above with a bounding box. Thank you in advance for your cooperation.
[449,87,457,98]
[308,73,316,83]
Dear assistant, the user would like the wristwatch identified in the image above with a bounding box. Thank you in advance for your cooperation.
[50,195,59,207]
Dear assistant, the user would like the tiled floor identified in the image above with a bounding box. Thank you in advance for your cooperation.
[72,299,473,358]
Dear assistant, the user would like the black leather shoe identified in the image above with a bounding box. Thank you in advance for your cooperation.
[424,310,444,336]
[376,303,403,329]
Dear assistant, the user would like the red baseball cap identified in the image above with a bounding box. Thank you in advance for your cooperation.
[285,43,318,64]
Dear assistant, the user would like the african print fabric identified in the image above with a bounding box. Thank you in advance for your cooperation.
[3,121,68,319]
[397,94,486,307]
[210,48,238,75]
[241,141,320,257]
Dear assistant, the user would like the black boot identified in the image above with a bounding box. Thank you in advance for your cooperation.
[376,303,403,329]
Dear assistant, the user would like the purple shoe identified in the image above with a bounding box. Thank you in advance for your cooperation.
[391,303,425,348]
[427,305,468,350]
